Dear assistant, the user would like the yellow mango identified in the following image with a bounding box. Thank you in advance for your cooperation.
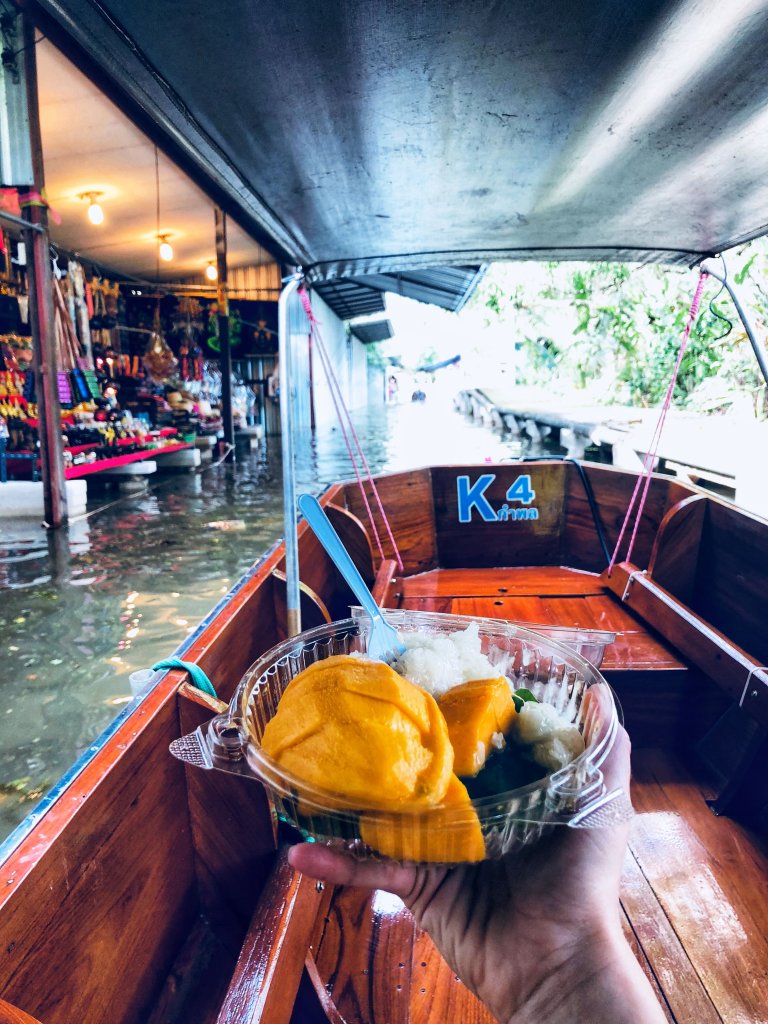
[438,676,516,776]
[260,655,453,807]
[360,774,485,863]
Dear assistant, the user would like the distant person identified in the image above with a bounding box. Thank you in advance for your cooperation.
[386,375,399,403]
[411,389,426,402]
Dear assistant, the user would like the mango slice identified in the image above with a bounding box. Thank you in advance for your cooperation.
[438,676,516,776]
[261,655,453,806]
[360,774,485,863]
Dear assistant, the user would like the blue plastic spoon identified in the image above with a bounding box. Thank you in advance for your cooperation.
[298,493,405,663]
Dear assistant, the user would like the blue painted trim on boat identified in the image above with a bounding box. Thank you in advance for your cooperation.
[0,540,282,863]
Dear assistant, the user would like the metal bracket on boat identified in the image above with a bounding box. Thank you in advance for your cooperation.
[738,666,768,708]
[621,568,646,603]
[169,715,252,776]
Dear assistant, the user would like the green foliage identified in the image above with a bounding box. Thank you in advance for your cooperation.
[365,341,389,369]
[474,239,768,415]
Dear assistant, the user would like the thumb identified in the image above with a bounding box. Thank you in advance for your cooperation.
[288,841,425,900]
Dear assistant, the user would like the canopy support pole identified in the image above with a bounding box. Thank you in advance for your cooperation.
[278,270,304,636]
[700,258,768,387]
[215,206,235,461]
[20,12,67,528]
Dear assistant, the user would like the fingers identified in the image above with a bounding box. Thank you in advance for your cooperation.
[288,842,420,898]
[600,723,632,796]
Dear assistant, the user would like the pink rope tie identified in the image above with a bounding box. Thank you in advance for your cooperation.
[298,287,405,572]
[607,271,707,576]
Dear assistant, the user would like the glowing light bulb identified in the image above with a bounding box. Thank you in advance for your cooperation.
[205,261,218,281]
[158,237,174,261]
[87,199,104,225]
[79,191,105,225]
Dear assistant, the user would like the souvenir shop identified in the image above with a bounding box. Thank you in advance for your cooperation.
[0,221,278,485]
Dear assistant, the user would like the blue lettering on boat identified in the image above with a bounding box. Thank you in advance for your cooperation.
[457,474,540,523]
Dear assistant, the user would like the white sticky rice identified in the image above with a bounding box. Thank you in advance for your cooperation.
[392,621,497,697]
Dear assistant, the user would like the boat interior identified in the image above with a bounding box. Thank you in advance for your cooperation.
[0,461,765,1024]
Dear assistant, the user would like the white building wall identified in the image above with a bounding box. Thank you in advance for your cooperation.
[309,290,369,425]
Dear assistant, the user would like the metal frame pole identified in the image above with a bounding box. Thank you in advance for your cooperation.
[278,270,304,636]
[699,258,768,386]
[20,11,67,527]
[215,206,235,461]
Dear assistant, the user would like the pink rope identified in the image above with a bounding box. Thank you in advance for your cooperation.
[607,271,707,575]
[298,287,405,572]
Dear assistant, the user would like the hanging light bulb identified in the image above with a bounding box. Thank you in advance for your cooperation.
[158,235,174,261]
[205,261,218,281]
[79,191,105,225]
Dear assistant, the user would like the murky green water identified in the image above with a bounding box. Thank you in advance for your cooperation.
[0,398,556,839]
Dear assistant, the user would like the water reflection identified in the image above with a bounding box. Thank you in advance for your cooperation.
[0,399,554,838]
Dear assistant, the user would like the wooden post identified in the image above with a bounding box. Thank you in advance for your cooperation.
[20,12,67,526]
[215,206,235,461]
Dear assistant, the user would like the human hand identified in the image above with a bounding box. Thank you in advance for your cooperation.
[288,725,666,1024]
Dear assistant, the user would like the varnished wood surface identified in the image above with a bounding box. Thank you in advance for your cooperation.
[0,696,198,1024]
[310,887,494,1024]
[563,464,692,573]
[693,499,768,667]
[606,562,768,726]
[177,696,277,940]
[370,558,400,608]
[325,503,376,585]
[216,849,326,1024]
[647,494,706,605]
[399,566,687,672]
[627,750,768,1024]
[401,566,605,597]
[431,463,567,568]
[0,1000,43,1024]
[343,470,438,576]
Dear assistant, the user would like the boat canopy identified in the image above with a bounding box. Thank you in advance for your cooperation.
[35,0,768,284]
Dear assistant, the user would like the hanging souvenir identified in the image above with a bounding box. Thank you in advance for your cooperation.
[83,369,102,400]
[57,371,73,409]
[71,367,91,404]
[143,331,178,383]
[22,369,35,403]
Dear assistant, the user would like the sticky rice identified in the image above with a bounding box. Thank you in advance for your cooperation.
[392,622,496,697]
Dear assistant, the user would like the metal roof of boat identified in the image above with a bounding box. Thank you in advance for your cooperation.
[35,0,768,280]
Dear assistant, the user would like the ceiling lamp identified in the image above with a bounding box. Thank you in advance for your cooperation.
[205,261,218,281]
[79,191,104,225]
[158,234,174,261]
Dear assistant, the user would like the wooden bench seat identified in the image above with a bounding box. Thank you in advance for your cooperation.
[399,565,687,674]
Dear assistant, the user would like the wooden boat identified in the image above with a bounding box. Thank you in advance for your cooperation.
[4,1,768,1021]
[0,460,765,1023]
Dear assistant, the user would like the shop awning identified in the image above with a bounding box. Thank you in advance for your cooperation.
[350,320,394,345]
[313,265,484,319]
[34,0,768,276]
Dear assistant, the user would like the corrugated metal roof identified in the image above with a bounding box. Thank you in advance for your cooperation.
[313,265,484,321]
[350,320,394,344]
[312,280,385,320]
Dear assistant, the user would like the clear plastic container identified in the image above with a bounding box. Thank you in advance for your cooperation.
[349,606,616,669]
[170,612,628,865]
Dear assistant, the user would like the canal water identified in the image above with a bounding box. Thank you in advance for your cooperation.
[0,396,558,840]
